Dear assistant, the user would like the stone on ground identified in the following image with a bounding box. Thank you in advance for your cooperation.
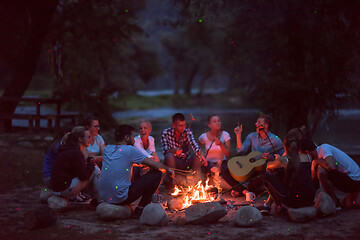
[39,187,54,203]
[185,202,227,224]
[140,203,169,226]
[47,195,68,211]
[234,206,262,227]
[314,192,336,217]
[288,206,317,223]
[96,202,131,221]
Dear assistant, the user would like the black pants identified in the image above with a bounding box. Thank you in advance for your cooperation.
[220,160,246,193]
[328,170,360,193]
[263,171,314,208]
[120,170,162,207]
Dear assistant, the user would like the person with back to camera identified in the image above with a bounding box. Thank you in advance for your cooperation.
[310,143,360,209]
[258,127,316,214]
[42,124,74,186]
[99,124,174,219]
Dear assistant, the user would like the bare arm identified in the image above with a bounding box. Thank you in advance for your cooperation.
[234,124,243,149]
[142,158,174,176]
[314,156,337,171]
[267,155,288,170]
[215,138,230,158]
[151,152,160,162]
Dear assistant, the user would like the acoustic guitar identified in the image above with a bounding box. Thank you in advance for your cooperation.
[227,151,266,181]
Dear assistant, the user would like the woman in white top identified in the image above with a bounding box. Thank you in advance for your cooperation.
[133,120,160,181]
[198,115,231,179]
[85,117,105,168]
[134,120,159,162]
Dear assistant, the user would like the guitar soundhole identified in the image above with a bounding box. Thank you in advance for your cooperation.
[249,158,256,163]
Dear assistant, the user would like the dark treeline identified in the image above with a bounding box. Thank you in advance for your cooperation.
[1,0,360,132]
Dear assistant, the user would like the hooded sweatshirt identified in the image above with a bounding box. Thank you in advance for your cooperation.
[50,144,95,192]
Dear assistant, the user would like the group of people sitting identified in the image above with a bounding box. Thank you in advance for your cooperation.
[42,113,360,219]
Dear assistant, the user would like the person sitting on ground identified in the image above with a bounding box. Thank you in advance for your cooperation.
[84,115,105,169]
[42,124,73,186]
[230,113,284,197]
[198,115,230,186]
[259,128,316,214]
[50,126,100,204]
[132,120,160,182]
[99,124,174,219]
[161,113,204,189]
[310,143,360,208]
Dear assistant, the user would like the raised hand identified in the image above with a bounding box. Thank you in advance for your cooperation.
[234,123,243,135]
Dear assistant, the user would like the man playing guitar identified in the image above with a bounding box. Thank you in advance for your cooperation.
[226,113,284,197]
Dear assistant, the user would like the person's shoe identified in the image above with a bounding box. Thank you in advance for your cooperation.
[257,204,271,215]
[131,207,144,219]
[78,193,92,201]
[69,195,91,205]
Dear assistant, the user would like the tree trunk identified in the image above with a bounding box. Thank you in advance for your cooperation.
[0,0,59,129]
[197,69,213,97]
[184,64,199,96]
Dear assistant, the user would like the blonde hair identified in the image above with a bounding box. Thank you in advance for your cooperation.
[138,120,152,131]
[61,126,87,146]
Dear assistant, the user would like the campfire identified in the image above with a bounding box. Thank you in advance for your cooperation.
[170,178,220,210]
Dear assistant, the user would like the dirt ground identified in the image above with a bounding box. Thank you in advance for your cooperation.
[1,132,360,240]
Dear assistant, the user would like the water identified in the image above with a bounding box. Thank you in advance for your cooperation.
[113,108,360,157]
[10,105,360,156]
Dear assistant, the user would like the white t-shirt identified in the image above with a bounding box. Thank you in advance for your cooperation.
[87,135,105,155]
[134,136,156,159]
[198,131,231,163]
[317,144,360,181]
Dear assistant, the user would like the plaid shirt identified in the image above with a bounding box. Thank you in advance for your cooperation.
[161,127,200,160]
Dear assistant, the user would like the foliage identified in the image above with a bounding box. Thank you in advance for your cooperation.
[161,0,226,95]
[207,0,360,133]
[50,0,162,128]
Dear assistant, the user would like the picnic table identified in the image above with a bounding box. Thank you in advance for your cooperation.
[0,97,78,133]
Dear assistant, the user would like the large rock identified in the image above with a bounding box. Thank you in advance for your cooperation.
[39,187,53,204]
[185,202,227,224]
[140,203,169,226]
[96,202,131,221]
[288,206,317,223]
[343,193,360,208]
[167,198,184,211]
[234,206,262,227]
[47,195,68,211]
[314,192,336,217]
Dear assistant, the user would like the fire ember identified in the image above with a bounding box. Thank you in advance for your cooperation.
[170,179,220,210]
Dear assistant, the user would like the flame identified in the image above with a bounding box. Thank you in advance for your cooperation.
[171,186,181,196]
[171,178,220,209]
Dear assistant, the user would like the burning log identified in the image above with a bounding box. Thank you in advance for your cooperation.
[167,198,184,211]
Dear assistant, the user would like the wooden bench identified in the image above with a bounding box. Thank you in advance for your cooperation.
[0,97,78,133]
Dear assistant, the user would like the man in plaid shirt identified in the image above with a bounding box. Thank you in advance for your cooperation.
[161,113,203,188]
